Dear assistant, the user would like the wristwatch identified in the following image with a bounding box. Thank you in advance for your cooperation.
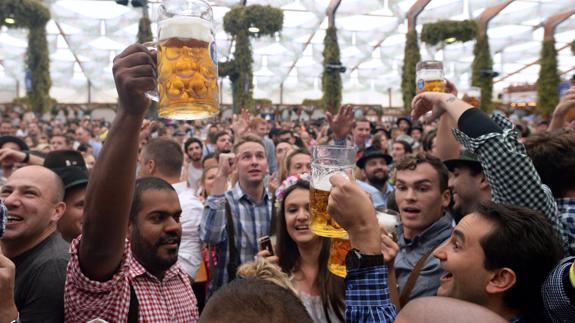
[345,248,384,270]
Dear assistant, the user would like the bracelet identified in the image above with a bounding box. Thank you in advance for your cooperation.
[22,151,30,164]
[569,261,575,288]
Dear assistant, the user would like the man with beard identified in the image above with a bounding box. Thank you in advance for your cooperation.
[64,44,198,322]
[443,151,489,223]
[184,137,204,192]
[356,148,394,209]
[201,134,272,294]
[214,131,232,154]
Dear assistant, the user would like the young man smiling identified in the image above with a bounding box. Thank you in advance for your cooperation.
[64,43,198,322]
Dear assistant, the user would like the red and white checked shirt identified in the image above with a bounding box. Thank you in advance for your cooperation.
[65,237,199,323]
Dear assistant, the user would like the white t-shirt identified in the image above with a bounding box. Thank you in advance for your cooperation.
[187,163,203,193]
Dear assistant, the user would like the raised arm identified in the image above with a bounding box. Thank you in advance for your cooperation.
[327,104,354,145]
[549,86,575,131]
[434,80,461,161]
[79,44,156,281]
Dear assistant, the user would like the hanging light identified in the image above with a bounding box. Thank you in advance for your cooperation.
[4,17,15,25]
[248,23,260,33]
[445,37,457,44]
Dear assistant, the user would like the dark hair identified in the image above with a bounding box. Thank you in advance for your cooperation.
[184,137,203,152]
[370,133,389,153]
[275,180,345,322]
[215,131,231,142]
[77,143,92,153]
[395,153,449,192]
[201,152,219,168]
[353,118,371,129]
[142,138,184,178]
[524,129,575,197]
[200,277,312,323]
[475,202,563,322]
[421,129,437,153]
[393,140,413,154]
[129,177,175,222]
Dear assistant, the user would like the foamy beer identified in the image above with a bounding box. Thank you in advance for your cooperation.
[310,145,355,238]
[416,60,445,94]
[155,0,219,120]
[328,238,350,278]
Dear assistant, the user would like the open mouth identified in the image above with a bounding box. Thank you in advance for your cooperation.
[294,224,310,231]
[440,271,453,282]
[402,207,421,217]
[7,215,23,223]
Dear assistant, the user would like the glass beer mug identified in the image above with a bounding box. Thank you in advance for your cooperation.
[147,0,219,120]
[416,60,445,94]
[310,145,355,239]
[328,237,351,278]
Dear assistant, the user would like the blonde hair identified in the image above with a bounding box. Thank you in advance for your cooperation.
[237,257,298,296]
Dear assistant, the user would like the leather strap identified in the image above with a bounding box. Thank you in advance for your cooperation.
[399,247,436,307]
[387,265,401,310]
[224,199,239,282]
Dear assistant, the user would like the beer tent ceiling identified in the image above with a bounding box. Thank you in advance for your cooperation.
[0,0,574,106]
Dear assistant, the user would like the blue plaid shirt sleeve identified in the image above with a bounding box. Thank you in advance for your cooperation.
[200,193,228,245]
[542,256,575,322]
[452,114,570,253]
[345,265,397,323]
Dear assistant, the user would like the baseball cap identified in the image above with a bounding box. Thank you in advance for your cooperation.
[443,150,482,172]
[44,150,89,191]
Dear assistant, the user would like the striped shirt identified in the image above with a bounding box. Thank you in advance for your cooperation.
[200,183,272,291]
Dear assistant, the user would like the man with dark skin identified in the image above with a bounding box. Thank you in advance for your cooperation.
[64,44,198,322]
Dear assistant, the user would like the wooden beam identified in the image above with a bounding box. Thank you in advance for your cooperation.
[494,43,571,83]
[326,0,342,28]
[543,9,575,40]
[406,0,431,32]
[478,0,514,35]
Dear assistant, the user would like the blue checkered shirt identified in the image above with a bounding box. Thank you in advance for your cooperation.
[556,198,575,255]
[542,256,575,322]
[345,265,397,322]
[200,183,272,290]
[452,114,571,254]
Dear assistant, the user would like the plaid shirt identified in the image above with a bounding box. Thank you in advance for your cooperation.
[542,256,575,322]
[200,183,272,289]
[453,114,571,253]
[556,198,575,254]
[345,265,397,322]
[65,237,199,322]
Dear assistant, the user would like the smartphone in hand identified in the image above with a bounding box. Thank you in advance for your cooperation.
[257,235,274,256]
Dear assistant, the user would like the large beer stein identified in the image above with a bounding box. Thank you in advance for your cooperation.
[147,0,219,120]
[328,237,350,278]
[416,60,445,94]
[310,145,355,238]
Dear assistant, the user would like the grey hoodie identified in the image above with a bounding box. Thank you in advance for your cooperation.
[394,214,453,301]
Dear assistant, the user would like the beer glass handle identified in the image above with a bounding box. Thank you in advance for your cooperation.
[143,41,159,102]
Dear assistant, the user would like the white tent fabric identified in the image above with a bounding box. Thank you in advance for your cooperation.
[0,0,574,106]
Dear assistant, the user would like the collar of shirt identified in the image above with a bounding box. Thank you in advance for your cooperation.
[398,214,453,247]
[230,182,270,205]
[172,181,188,194]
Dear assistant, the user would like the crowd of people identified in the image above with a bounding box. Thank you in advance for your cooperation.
[0,43,574,323]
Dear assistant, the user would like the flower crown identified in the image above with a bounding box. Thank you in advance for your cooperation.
[275,172,311,205]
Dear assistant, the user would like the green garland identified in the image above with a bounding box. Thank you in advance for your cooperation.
[537,39,560,115]
[401,30,420,111]
[421,20,478,46]
[471,34,493,112]
[219,5,283,113]
[321,27,341,114]
[0,0,51,113]
[302,98,322,107]
[137,16,153,44]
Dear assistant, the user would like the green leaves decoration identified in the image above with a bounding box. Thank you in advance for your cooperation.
[471,34,493,112]
[219,5,283,113]
[401,30,421,112]
[537,39,560,115]
[420,20,478,46]
[0,0,51,113]
[321,27,341,114]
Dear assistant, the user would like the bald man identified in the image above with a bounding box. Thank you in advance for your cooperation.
[395,297,507,323]
[0,166,69,323]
